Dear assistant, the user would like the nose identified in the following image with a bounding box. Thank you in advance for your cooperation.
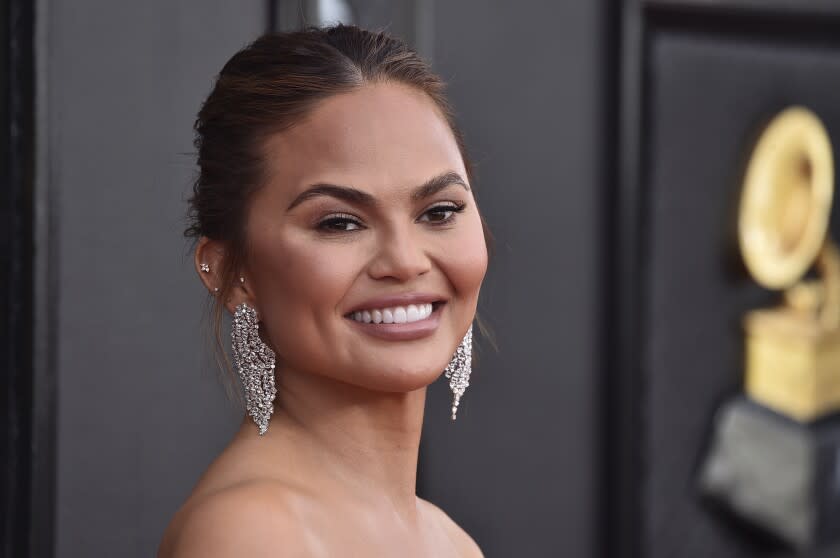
[367,224,432,282]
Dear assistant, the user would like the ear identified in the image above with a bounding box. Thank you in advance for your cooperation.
[194,237,257,315]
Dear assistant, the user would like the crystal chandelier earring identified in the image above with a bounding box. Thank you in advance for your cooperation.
[231,302,277,435]
[444,323,473,421]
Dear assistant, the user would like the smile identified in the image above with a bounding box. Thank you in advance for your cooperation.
[348,303,435,324]
[344,302,445,341]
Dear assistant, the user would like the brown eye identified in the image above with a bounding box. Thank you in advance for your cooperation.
[317,213,363,233]
[419,203,467,225]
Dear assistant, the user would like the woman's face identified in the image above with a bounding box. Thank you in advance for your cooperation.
[239,81,487,393]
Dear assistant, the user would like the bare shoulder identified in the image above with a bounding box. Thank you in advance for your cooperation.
[158,480,317,558]
[419,498,485,558]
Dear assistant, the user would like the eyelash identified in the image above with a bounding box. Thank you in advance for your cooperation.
[316,202,467,233]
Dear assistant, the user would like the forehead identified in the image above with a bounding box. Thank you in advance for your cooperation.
[260,81,466,197]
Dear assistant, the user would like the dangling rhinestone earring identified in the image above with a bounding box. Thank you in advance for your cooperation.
[444,324,473,421]
[231,303,277,435]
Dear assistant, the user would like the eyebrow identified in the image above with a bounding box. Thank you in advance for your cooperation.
[286,171,470,211]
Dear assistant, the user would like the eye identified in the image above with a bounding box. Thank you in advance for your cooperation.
[418,202,467,225]
[316,213,363,233]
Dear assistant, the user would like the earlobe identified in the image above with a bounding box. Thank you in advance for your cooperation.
[224,275,258,316]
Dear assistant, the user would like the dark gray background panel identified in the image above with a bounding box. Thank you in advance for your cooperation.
[48,2,264,556]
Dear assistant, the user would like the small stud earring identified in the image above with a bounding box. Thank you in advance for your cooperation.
[213,287,219,294]
[200,263,210,273]
[239,277,245,283]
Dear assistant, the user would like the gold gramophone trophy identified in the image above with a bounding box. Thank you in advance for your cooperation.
[699,106,840,550]
[739,106,840,421]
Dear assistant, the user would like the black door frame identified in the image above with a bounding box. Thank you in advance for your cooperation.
[1,0,35,556]
[1,1,56,557]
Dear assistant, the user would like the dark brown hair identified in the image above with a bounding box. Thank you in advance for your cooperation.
[185,24,494,389]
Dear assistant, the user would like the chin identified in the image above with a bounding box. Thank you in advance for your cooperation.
[351,361,450,393]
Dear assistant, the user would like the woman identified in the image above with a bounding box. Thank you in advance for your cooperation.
[158,24,490,557]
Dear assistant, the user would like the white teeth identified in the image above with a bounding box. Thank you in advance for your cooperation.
[349,302,437,324]
[407,305,420,322]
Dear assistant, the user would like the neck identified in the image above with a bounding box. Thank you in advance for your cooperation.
[252,366,427,521]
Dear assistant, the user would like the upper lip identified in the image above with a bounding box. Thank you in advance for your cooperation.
[344,293,446,316]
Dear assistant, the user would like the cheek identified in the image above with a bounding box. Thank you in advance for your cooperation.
[248,231,360,336]
[444,212,489,300]
[272,240,353,292]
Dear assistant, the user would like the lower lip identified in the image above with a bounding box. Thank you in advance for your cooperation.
[344,304,444,341]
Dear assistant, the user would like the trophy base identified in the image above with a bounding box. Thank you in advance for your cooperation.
[698,396,840,550]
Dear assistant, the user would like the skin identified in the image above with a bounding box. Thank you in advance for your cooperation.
[157,81,488,557]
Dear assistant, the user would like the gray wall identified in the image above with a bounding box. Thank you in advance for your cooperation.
[44,2,607,557]
[46,2,264,556]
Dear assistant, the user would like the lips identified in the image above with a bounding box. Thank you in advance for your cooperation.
[344,300,445,341]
